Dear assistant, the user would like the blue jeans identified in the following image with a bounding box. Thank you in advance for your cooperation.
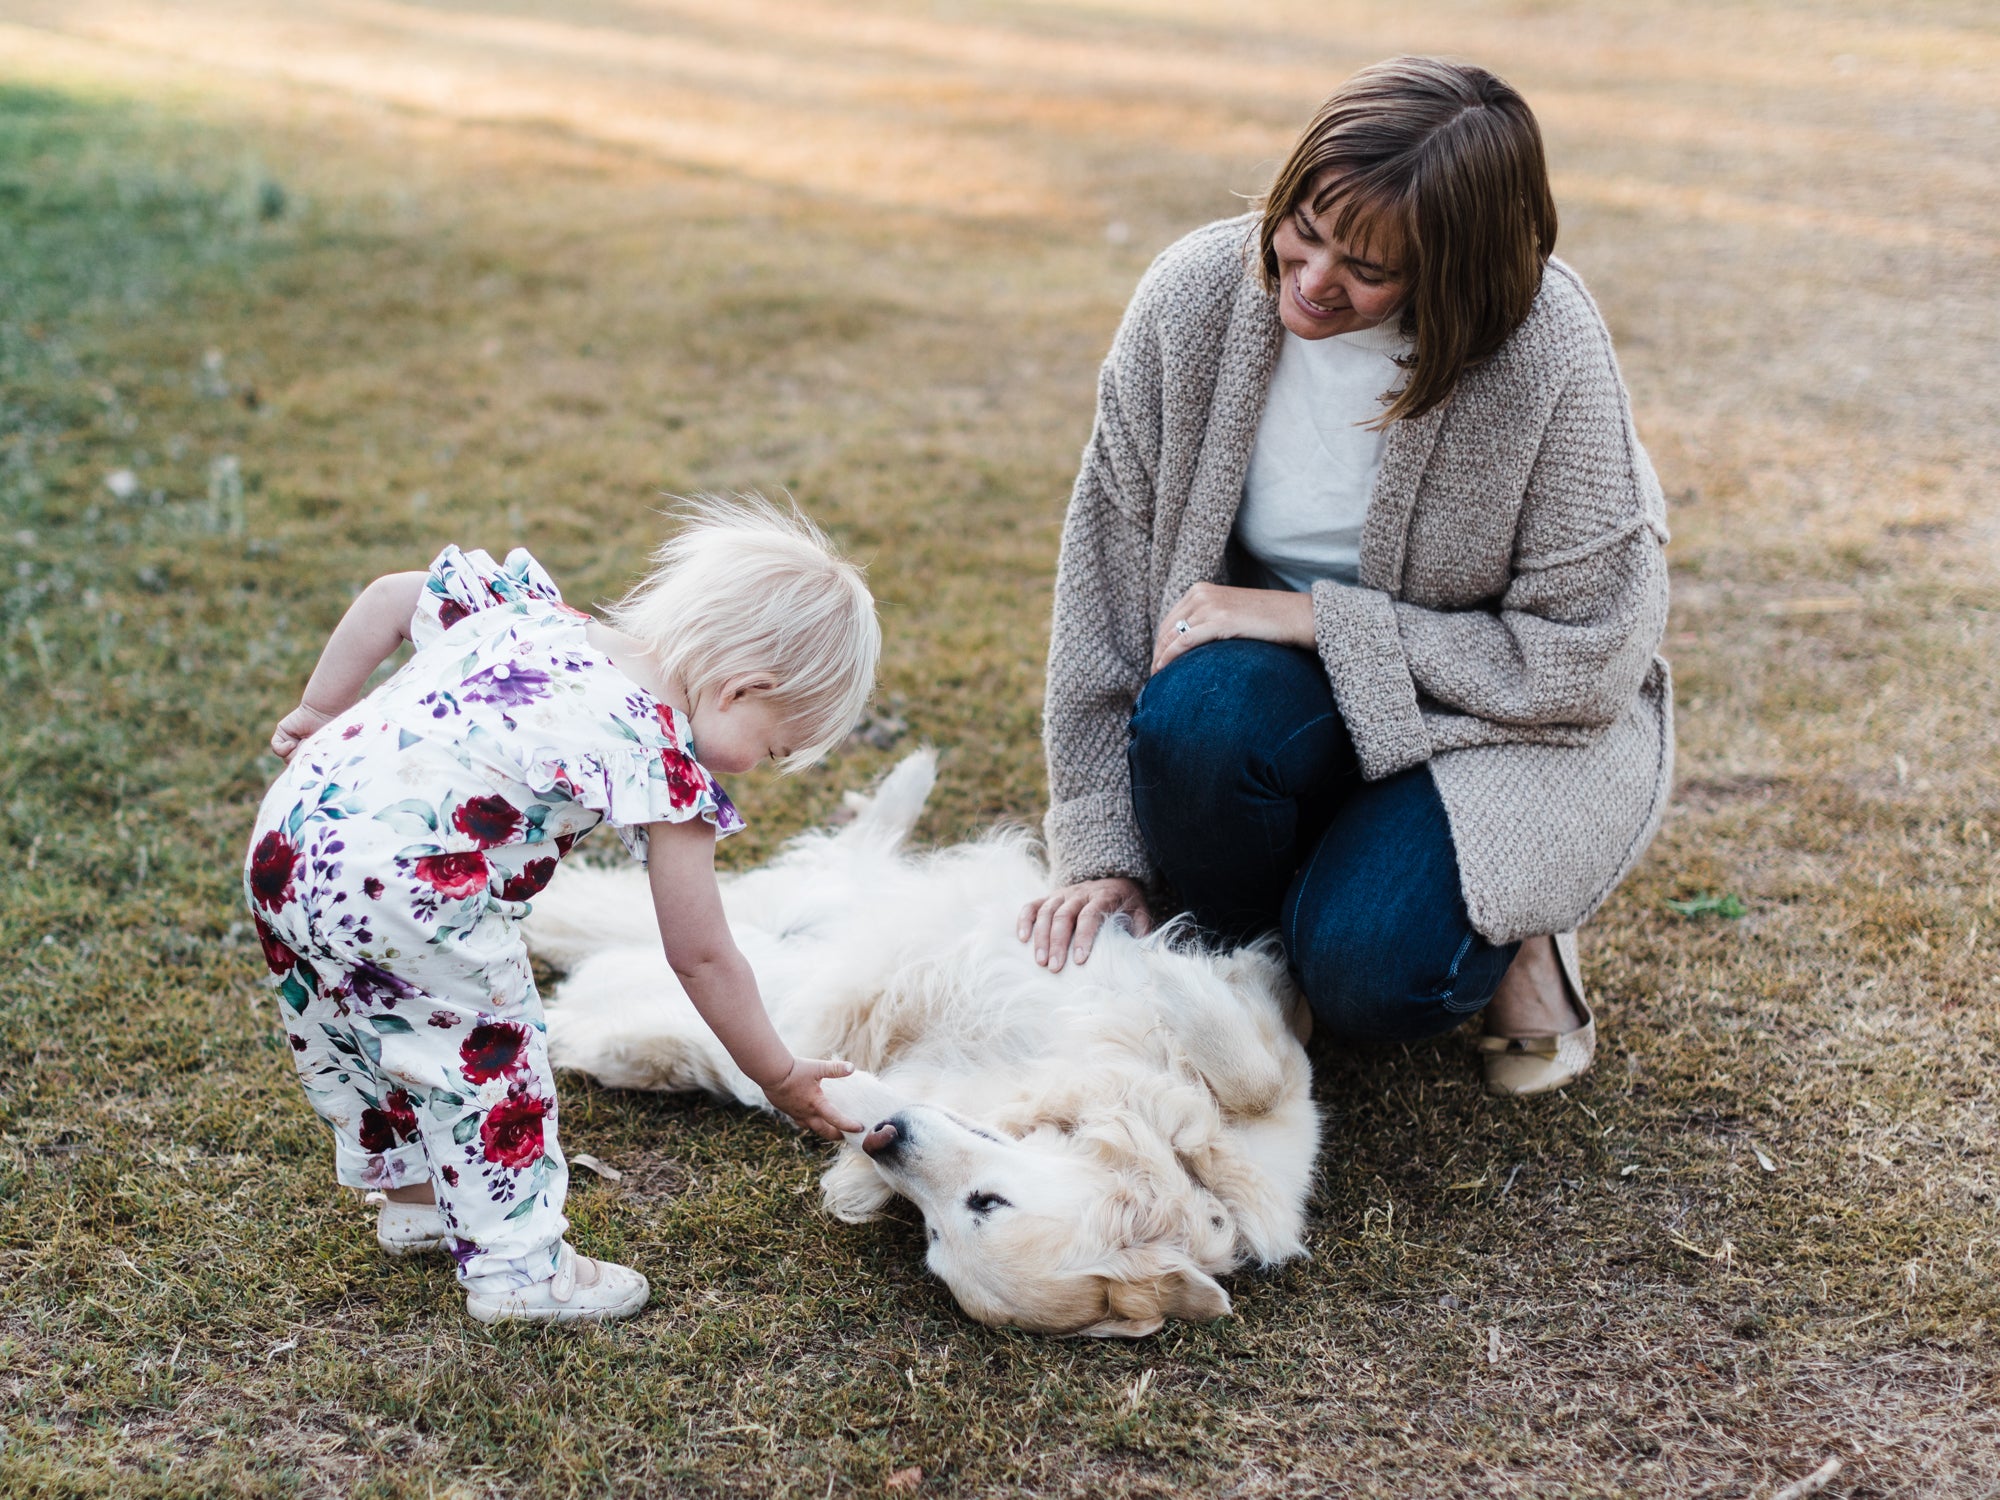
[1128,639,1520,1044]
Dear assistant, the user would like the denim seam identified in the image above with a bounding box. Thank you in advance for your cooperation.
[1265,711,1338,770]
[1436,931,1484,1012]
[1283,816,1336,954]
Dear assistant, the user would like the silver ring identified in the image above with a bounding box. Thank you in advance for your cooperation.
[1174,619,1190,636]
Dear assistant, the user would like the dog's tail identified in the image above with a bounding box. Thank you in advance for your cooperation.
[836,748,937,853]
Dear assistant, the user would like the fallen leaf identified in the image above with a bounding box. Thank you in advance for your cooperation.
[1666,892,1747,919]
[885,1466,923,1493]
[569,1153,623,1182]
[1770,1456,1844,1500]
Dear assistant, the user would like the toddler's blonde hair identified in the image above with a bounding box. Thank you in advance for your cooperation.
[609,496,880,773]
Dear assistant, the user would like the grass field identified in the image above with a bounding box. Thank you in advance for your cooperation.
[2,2,1997,1496]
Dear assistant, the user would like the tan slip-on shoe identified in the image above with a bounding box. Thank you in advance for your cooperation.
[1479,930,1595,1097]
[464,1243,650,1326]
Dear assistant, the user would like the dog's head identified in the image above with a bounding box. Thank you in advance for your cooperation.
[822,1077,1242,1338]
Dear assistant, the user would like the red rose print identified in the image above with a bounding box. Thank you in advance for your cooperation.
[451,795,522,848]
[253,914,297,975]
[498,857,557,902]
[359,1088,420,1153]
[653,704,684,750]
[662,750,707,810]
[248,830,298,912]
[358,1113,394,1152]
[459,1021,530,1084]
[480,1090,549,1170]
[438,599,469,630]
[409,851,489,899]
[441,1165,459,1187]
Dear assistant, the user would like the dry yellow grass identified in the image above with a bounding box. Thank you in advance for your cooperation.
[1,1,1996,1496]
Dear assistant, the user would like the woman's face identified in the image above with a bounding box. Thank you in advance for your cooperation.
[1270,171,1410,340]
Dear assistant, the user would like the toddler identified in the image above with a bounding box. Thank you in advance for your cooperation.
[245,498,875,1324]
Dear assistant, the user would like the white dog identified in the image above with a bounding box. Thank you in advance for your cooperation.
[528,752,1319,1337]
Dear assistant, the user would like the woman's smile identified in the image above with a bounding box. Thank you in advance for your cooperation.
[1289,270,1348,322]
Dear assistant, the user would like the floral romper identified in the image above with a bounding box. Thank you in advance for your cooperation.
[244,546,742,1289]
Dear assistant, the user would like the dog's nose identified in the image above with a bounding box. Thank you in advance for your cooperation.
[862,1120,901,1157]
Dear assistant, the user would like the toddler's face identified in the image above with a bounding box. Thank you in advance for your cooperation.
[688,683,800,775]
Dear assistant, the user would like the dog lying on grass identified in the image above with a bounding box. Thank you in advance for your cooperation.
[527,751,1319,1337]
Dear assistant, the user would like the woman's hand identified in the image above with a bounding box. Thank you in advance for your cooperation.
[270,702,337,762]
[762,1057,865,1141]
[1018,878,1153,971]
[1151,582,1315,675]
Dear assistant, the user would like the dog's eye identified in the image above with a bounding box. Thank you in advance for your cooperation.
[965,1191,1010,1214]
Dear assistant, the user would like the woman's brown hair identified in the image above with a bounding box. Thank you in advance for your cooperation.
[1256,56,1557,426]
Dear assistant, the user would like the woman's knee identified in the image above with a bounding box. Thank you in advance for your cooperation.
[1129,639,1333,782]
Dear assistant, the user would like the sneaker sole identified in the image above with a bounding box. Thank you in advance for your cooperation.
[378,1235,448,1259]
[464,1279,650,1326]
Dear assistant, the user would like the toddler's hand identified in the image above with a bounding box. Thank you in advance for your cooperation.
[762,1057,864,1141]
[270,703,335,762]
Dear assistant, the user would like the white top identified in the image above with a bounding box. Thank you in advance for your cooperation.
[1235,319,1411,591]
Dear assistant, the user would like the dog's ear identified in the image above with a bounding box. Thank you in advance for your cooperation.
[1077,1257,1231,1339]
[820,1147,896,1223]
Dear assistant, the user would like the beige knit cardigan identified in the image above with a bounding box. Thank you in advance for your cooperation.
[1043,215,1674,944]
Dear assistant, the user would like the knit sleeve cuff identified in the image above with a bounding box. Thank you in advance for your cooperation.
[1044,790,1156,888]
[1311,580,1432,781]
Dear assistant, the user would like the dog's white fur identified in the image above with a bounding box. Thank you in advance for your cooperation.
[529,751,1319,1337]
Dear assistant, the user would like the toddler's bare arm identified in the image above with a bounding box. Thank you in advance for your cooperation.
[644,818,863,1140]
[271,571,427,760]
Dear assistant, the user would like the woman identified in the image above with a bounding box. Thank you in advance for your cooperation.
[1019,56,1672,1096]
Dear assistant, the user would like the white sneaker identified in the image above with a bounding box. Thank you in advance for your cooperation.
[366,1191,448,1258]
[464,1243,650,1325]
